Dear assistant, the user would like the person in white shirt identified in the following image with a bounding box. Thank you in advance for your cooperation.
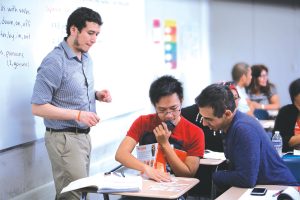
[231,62,254,116]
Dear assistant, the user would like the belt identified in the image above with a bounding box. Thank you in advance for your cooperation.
[46,127,90,134]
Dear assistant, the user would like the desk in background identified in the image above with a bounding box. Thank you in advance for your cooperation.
[259,119,275,130]
[259,119,275,139]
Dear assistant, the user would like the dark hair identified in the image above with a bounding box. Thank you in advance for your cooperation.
[149,75,183,105]
[289,78,300,104]
[231,62,249,82]
[220,81,240,100]
[247,64,274,96]
[195,84,236,117]
[66,7,103,37]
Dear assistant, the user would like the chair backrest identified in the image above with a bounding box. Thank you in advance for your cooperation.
[254,109,270,120]
[282,154,300,183]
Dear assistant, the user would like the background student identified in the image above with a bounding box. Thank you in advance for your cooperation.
[274,78,300,152]
[115,75,205,182]
[231,62,254,116]
[247,64,280,119]
[31,7,112,200]
[195,83,297,193]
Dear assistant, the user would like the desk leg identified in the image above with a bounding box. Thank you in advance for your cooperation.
[210,164,221,200]
[210,180,216,200]
[103,193,110,200]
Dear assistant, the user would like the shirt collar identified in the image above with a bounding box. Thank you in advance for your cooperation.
[61,38,89,61]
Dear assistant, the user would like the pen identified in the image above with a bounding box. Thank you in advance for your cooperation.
[104,171,125,177]
[272,189,284,197]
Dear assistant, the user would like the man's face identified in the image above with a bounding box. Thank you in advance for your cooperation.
[199,106,227,132]
[72,21,100,53]
[155,93,182,125]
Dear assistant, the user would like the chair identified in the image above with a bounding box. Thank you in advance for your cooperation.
[254,109,270,120]
[282,153,300,183]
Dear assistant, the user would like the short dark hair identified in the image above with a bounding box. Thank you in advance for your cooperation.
[149,75,183,105]
[195,84,236,117]
[289,78,300,104]
[66,7,103,37]
[231,62,249,82]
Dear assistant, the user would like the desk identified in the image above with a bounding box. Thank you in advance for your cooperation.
[200,158,225,166]
[111,177,199,199]
[215,185,292,200]
[259,120,275,130]
[98,166,198,199]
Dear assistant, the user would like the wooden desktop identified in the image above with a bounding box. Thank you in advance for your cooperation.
[111,176,199,199]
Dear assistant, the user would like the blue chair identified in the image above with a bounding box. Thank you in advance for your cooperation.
[254,109,270,120]
[282,153,300,183]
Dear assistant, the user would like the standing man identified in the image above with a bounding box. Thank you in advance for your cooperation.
[31,7,111,200]
[115,75,205,182]
[195,84,297,190]
[231,62,254,116]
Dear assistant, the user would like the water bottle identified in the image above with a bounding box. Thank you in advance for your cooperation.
[272,131,282,157]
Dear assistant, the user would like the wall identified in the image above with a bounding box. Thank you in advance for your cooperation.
[144,0,211,106]
[210,0,300,106]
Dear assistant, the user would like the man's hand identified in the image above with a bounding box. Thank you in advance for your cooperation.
[77,111,100,127]
[96,89,112,102]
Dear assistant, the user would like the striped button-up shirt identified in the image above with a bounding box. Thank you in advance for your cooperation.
[31,39,96,129]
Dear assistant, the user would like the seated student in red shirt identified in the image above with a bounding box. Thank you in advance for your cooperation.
[115,75,205,182]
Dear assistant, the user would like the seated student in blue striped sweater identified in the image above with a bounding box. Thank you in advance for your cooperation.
[195,83,298,192]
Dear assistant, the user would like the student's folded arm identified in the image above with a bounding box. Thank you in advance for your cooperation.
[289,135,300,148]
[161,143,200,177]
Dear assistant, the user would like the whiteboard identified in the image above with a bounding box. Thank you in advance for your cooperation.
[0,0,148,150]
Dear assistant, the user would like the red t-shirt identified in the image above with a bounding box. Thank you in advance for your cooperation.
[127,113,205,157]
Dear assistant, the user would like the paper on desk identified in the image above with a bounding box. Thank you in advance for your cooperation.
[203,150,226,160]
[238,189,278,200]
[294,149,300,155]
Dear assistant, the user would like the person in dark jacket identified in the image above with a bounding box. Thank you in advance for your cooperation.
[181,81,239,197]
[274,78,300,152]
[196,83,298,191]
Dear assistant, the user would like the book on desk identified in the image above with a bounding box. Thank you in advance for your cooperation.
[61,172,142,194]
[136,142,187,173]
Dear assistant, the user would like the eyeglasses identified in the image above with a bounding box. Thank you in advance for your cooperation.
[156,106,181,116]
